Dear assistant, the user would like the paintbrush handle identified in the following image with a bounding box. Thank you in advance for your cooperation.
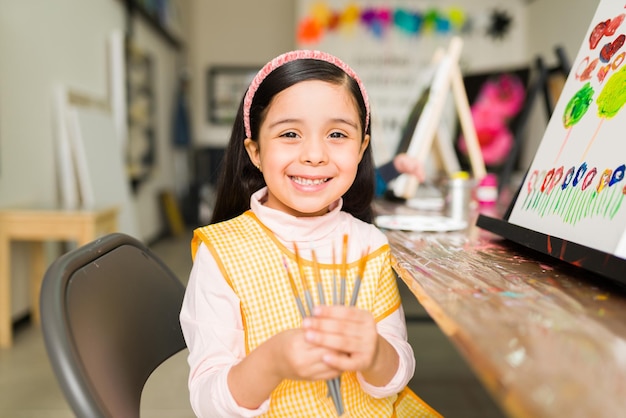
[340,278,346,306]
[316,282,325,306]
[327,377,344,416]
[349,277,361,307]
[294,297,307,318]
[303,290,315,315]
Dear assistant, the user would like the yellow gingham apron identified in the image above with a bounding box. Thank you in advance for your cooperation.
[193,211,441,417]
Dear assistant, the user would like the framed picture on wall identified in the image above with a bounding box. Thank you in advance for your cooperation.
[206,66,259,125]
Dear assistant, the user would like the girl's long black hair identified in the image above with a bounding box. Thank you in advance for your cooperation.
[210,58,375,224]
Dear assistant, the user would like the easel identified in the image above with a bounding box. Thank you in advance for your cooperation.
[393,37,486,200]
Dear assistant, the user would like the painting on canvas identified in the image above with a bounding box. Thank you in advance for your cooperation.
[508,0,626,259]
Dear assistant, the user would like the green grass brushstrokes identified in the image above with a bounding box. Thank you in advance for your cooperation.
[521,185,624,225]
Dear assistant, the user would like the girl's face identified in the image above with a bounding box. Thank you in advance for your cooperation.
[244,80,369,218]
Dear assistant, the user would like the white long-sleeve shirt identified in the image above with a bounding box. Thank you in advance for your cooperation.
[180,188,415,417]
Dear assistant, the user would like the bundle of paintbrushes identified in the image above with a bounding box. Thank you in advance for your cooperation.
[283,234,369,417]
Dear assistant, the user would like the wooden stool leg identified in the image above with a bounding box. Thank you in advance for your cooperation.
[30,242,46,325]
[0,232,11,347]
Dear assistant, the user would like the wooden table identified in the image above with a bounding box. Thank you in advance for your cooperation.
[375,200,626,418]
[0,207,118,348]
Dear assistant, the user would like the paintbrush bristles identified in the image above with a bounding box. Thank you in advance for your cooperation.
[331,243,338,305]
[311,248,322,284]
[293,242,315,315]
[349,248,369,307]
[293,243,307,288]
[358,247,369,277]
[282,257,299,296]
[341,234,348,279]
[283,257,307,319]
[311,248,326,306]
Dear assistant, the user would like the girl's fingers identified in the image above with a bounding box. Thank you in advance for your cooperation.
[305,328,376,357]
[278,328,344,380]
[286,346,342,380]
[321,346,377,372]
[322,351,362,370]
[303,307,376,339]
[302,319,378,361]
[308,306,373,327]
[304,318,361,338]
[299,306,378,370]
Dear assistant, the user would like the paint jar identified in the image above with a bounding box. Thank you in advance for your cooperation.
[475,173,499,207]
[444,171,474,220]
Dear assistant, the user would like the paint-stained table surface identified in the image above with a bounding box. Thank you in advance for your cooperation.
[375,200,626,418]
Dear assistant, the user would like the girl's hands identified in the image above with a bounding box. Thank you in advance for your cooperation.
[228,326,344,408]
[270,328,342,382]
[301,305,380,374]
[268,306,396,387]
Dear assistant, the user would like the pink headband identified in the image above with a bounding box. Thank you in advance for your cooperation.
[243,50,370,139]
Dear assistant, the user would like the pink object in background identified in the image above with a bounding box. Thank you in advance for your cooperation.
[475,173,498,206]
[460,106,514,165]
[458,73,526,166]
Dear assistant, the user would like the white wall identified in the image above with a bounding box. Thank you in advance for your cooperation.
[0,0,188,318]
[187,0,296,147]
[0,1,124,207]
[0,0,189,240]
[527,0,599,68]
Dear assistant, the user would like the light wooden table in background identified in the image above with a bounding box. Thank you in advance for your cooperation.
[375,200,626,418]
[0,207,118,348]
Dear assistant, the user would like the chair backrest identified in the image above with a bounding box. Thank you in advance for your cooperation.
[40,232,187,418]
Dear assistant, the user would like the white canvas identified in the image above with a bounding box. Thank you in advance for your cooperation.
[54,85,80,210]
[509,0,626,259]
[67,106,140,238]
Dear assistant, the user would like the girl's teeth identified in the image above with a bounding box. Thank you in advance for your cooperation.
[293,177,326,185]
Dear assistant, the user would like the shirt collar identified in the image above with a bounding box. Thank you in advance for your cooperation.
[250,187,343,243]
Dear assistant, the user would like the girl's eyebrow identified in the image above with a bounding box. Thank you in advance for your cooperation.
[267,118,300,129]
[268,118,359,130]
[331,118,359,130]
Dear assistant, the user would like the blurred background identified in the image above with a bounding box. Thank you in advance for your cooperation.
[0,0,600,416]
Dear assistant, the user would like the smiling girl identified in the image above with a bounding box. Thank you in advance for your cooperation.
[180,50,440,417]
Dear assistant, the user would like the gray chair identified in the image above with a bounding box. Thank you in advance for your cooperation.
[40,232,187,418]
